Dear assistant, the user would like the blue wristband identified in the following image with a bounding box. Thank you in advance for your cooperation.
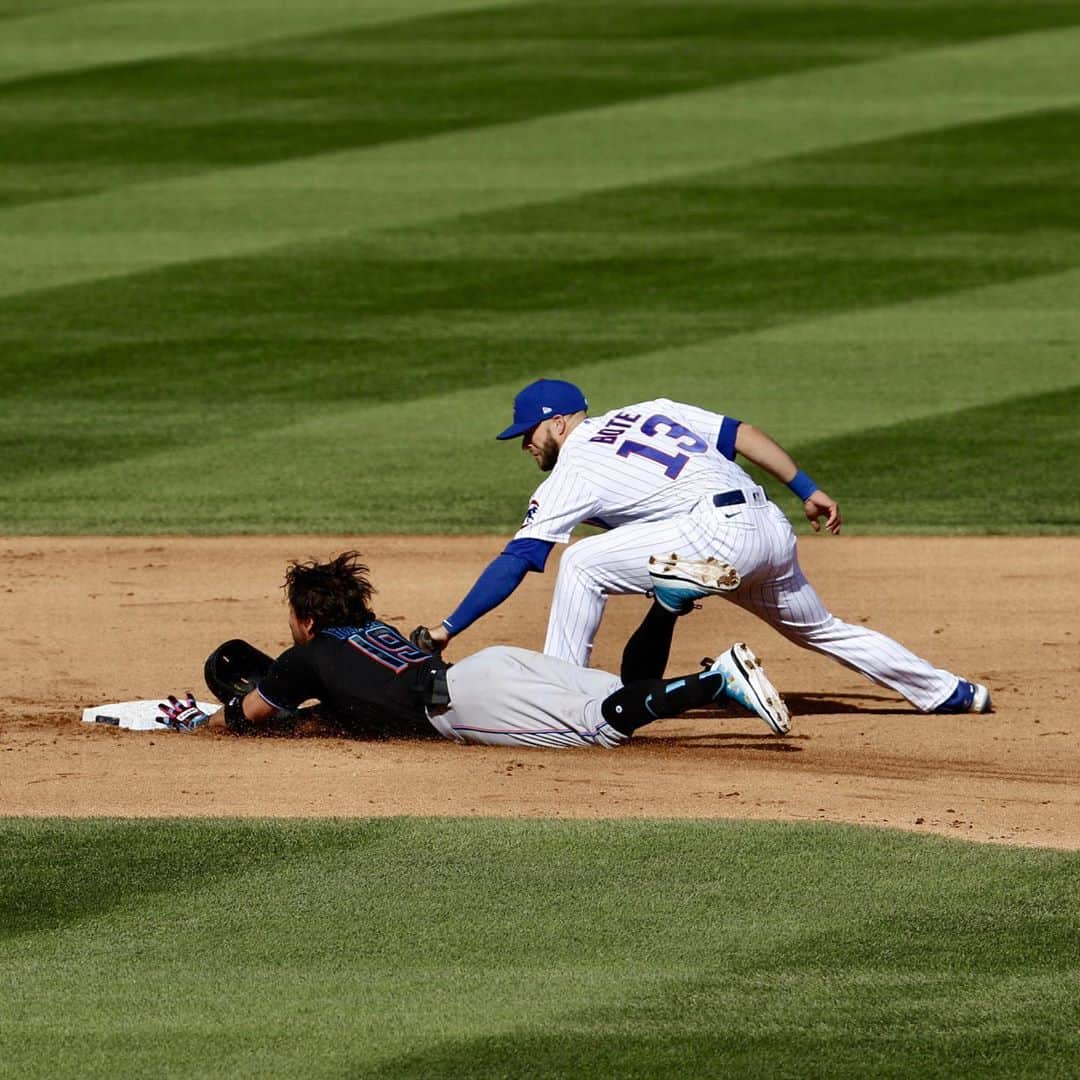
[787,469,818,501]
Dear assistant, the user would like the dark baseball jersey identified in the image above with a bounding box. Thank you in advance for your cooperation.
[256,619,445,737]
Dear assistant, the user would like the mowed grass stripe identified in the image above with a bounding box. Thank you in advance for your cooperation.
[4,23,1080,298]
[10,97,1079,404]
[784,385,1080,533]
[6,1,1078,209]
[2,819,1078,1079]
[0,0,533,84]
[2,105,1077,430]
[559,265,1080,449]
[4,266,1079,535]
[3,97,1078,532]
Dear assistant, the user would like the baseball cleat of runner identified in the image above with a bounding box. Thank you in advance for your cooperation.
[708,642,791,735]
[648,553,741,614]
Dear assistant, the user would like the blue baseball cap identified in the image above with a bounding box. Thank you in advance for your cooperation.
[496,379,589,440]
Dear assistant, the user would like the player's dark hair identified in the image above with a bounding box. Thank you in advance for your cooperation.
[284,551,375,631]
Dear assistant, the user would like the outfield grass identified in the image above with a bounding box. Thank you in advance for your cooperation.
[1,1,1078,533]
[1,818,1078,1079]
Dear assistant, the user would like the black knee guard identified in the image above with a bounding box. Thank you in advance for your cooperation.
[602,668,726,736]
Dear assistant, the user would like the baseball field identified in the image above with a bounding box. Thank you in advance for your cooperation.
[2,2,1080,1077]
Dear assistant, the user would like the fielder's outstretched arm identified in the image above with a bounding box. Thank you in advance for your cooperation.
[426,537,555,647]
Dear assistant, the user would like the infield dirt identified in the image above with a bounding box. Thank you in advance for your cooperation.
[1,536,1076,849]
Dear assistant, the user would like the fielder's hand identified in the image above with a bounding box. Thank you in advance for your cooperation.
[410,624,448,653]
[804,490,842,535]
[158,692,212,732]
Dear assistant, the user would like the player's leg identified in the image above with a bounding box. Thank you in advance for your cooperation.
[543,514,712,666]
[431,646,627,748]
[731,526,971,712]
[604,641,790,736]
[429,645,788,747]
[655,503,973,711]
[619,601,678,682]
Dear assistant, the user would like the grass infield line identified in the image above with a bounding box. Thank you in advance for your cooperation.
[3,24,1079,298]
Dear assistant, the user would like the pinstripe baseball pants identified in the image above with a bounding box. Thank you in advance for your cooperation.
[543,490,959,711]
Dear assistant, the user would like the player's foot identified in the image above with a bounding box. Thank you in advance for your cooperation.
[647,553,741,615]
[933,679,992,714]
[706,643,790,735]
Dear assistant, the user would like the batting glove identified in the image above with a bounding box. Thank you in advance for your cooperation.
[158,692,211,732]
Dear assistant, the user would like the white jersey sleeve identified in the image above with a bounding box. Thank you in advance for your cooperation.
[513,469,602,545]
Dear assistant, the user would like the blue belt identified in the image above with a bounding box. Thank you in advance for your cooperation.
[713,490,747,508]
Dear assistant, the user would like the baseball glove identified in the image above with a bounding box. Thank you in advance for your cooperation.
[204,638,274,704]
[409,625,442,654]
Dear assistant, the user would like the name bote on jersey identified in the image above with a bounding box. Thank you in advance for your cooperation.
[588,411,642,445]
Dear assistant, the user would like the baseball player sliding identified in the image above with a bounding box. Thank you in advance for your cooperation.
[158,552,791,747]
[415,379,991,716]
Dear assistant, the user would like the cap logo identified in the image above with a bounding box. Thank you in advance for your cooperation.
[541,406,552,414]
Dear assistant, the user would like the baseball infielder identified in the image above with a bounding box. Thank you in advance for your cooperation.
[418,379,990,715]
[159,551,792,747]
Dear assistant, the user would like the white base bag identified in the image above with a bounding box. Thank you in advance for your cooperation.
[81,699,217,731]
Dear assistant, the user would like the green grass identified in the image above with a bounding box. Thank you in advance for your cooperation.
[0,1,542,85]
[2,818,1078,1079]
[786,386,1080,532]
[3,107,1080,532]
[1,0,1078,535]
[5,2,1078,208]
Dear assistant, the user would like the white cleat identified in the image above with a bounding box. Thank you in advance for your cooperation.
[709,642,791,735]
[648,553,741,615]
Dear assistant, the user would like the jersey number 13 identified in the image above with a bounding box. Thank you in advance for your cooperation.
[615,415,707,479]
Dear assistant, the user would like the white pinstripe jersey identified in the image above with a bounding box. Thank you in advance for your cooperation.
[513,399,754,543]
